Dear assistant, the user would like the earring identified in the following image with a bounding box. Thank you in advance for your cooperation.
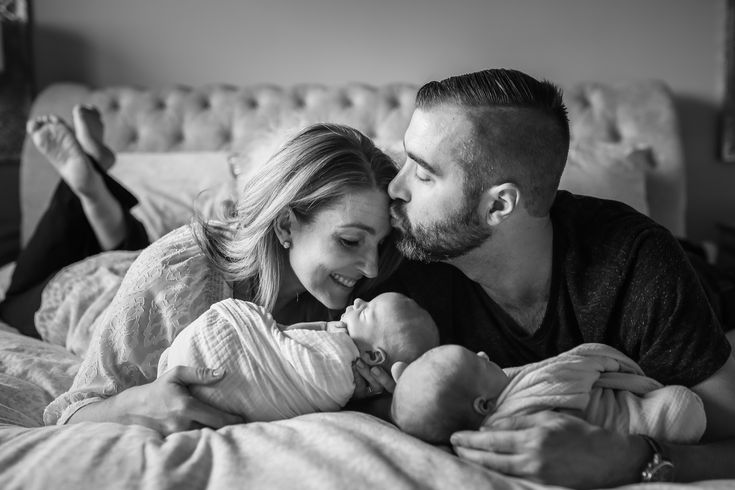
[283,240,291,249]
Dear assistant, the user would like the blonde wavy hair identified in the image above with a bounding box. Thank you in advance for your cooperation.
[193,123,401,312]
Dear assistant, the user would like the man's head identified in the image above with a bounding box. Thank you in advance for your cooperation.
[340,292,439,368]
[389,68,570,262]
[391,344,510,444]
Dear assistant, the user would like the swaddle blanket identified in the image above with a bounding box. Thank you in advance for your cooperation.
[158,298,359,421]
[483,343,705,443]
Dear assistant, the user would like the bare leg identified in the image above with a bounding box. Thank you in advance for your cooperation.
[72,104,116,170]
[27,115,125,250]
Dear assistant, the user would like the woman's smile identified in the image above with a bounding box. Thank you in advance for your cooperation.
[330,272,359,288]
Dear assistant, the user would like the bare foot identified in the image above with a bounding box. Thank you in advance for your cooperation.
[27,115,105,198]
[73,104,115,170]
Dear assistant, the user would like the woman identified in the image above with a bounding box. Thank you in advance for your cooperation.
[11,112,401,434]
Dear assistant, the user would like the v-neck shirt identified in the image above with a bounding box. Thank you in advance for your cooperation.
[380,191,731,387]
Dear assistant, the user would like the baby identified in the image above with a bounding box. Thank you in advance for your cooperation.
[391,343,706,445]
[158,292,438,422]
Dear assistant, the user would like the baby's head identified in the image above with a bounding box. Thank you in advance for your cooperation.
[340,292,438,369]
[391,344,510,445]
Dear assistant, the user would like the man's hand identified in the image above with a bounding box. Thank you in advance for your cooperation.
[450,411,649,489]
[72,366,245,435]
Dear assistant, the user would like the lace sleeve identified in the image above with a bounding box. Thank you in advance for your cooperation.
[44,226,231,425]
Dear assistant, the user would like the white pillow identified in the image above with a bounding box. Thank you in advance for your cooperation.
[109,152,236,240]
[560,143,650,216]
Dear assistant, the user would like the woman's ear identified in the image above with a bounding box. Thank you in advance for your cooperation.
[391,361,409,381]
[479,183,519,226]
[472,396,495,415]
[274,208,294,245]
[362,348,386,366]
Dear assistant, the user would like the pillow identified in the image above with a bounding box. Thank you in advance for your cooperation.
[108,152,236,240]
[560,143,651,216]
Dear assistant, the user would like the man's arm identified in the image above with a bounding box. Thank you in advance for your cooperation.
[670,354,735,481]
[451,356,735,487]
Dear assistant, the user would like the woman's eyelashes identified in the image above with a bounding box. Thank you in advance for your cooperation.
[338,236,361,248]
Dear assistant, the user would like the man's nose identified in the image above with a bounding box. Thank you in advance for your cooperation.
[388,162,410,201]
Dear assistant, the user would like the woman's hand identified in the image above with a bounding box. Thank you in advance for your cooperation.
[351,359,396,399]
[71,366,245,435]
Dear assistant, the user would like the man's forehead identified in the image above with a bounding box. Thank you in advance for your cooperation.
[405,106,483,167]
[407,105,477,138]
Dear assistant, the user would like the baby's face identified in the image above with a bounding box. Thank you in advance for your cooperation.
[340,293,409,360]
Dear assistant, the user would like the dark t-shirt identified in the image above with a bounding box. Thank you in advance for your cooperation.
[378,191,731,387]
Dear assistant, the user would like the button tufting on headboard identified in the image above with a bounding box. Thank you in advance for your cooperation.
[20,80,686,244]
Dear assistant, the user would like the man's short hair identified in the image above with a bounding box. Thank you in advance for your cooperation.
[415,69,570,216]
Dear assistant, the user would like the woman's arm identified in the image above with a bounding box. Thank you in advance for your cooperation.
[44,227,235,429]
[68,366,243,434]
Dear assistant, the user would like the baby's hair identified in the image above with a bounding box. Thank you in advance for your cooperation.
[378,294,439,366]
[391,346,484,444]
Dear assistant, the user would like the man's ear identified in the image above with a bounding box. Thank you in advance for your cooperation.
[391,361,409,381]
[479,183,519,226]
[274,208,295,245]
[472,396,495,415]
[361,348,386,366]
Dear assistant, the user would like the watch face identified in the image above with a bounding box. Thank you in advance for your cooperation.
[647,461,675,482]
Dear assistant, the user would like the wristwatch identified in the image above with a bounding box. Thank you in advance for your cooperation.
[640,435,675,482]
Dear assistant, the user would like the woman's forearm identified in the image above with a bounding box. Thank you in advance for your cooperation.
[65,392,137,425]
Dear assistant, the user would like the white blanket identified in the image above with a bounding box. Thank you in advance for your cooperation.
[485,343,705,443]
[2,327,733,489]
[158,299,359,421]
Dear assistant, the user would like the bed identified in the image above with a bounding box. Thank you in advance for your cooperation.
[1,80,730,490]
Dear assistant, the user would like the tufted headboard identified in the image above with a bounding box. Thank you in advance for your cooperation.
[19,80,686,244]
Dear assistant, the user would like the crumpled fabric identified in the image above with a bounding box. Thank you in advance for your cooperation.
[158,298,359,421]
[484,343,705,443]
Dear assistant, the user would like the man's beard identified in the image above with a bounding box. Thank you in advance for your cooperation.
[390,197,491,263]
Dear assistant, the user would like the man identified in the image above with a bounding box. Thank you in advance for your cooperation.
[368,68,735,487]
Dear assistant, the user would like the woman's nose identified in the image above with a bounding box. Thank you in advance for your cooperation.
[358,247,379,279]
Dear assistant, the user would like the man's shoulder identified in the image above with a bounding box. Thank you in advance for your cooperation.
[551,191,669,251]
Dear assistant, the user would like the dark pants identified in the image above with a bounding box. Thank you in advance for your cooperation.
[0,160,150,337]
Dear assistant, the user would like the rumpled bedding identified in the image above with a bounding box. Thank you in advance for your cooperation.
[158,298,359,421]
[487,343,706,443]
[2,327,733,489]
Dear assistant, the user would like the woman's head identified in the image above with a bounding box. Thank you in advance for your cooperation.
[195,123,401,311]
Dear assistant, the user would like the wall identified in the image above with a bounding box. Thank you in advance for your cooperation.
[31,0,732,242]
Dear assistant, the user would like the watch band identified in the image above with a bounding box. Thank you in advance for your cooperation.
[640,435,675,482]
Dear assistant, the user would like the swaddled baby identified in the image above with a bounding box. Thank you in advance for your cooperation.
[391,344,706,445]
[158,292,438,421]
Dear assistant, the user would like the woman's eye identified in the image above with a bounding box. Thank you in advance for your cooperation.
[339,238,360,248]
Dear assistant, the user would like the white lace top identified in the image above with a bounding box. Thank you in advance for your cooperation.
[43,225,233,425]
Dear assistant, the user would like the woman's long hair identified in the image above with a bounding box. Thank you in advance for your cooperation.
[193,123,401,312]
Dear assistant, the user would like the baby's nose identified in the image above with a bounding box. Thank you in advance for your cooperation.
[353,298,366,308]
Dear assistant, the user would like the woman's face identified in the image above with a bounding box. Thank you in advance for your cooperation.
[286,188,392,310]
